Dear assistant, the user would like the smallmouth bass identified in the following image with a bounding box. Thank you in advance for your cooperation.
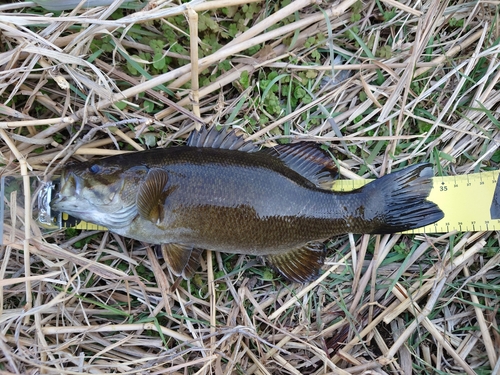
[51,127,444,282]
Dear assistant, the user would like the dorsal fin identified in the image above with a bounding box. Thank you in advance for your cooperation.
[264,143,338,189]
[186,126,257,152]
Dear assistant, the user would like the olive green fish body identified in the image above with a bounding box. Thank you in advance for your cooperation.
[123,148,347,253]
[51,127,443,282]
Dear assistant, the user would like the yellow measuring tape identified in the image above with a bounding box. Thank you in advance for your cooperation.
[333,170,500,234]
[66,171,500,234]
[2,168,486,234]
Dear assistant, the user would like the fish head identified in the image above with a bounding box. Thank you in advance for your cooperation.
[50,159,148,228]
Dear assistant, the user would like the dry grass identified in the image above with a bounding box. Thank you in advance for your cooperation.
[1,0,500,374]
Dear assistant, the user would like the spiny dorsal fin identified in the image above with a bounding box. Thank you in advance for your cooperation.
[161,243,203,279]
[186,126,257,152]
[266,242,326,283]
[264,143,338,189]
[137,168,169,224]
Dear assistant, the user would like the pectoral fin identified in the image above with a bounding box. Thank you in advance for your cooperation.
[266,243,326,283]
[161,243,203,279]
[137,168,169,224]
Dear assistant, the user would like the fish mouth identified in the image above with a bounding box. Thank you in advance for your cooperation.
[49,169,133,226]
[50,171,85,213]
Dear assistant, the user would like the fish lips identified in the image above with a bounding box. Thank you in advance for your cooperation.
[50,171,85,213]
[50,192,85,215]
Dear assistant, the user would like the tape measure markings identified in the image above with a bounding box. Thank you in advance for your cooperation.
[57,171,500,233]
[333,170,500,234]
[2,171,500,236]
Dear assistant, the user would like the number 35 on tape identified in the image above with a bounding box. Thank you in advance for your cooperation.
[3,171,500,239]
[334,170,500,234]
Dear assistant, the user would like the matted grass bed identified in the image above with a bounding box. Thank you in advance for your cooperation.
[1,0,499,374]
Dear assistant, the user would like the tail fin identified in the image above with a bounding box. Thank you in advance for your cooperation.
[361,163,443,234]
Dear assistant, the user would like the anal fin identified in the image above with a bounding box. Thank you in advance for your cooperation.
[266,243,326,283]
[161,243,203,279]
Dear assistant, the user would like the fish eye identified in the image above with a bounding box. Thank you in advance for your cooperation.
[89,164,101,174]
